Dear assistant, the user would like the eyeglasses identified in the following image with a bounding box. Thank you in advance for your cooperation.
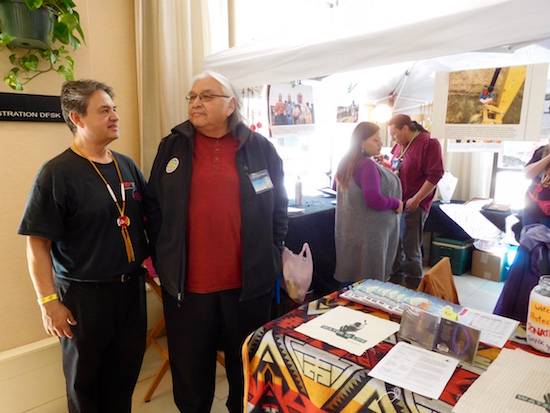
[185,93,230,103]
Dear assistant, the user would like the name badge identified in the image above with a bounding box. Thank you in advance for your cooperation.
[248,169,274,194]
[391,158,402,173]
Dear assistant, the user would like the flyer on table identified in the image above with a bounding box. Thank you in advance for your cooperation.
[295,306,400,356]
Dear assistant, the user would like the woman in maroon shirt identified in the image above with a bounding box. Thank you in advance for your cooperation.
[389,114,444,289]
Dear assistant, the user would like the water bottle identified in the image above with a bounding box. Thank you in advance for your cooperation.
[526,275,550,353]
[295,176,303,207]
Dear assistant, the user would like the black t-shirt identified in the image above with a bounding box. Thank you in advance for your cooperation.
[18,148,149,281]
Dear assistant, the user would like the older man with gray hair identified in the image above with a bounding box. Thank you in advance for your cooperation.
[145,71,288,412]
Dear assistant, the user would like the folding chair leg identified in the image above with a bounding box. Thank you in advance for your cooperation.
[144,359,170,403]
[216,351,225,367]
[146,318,165,348]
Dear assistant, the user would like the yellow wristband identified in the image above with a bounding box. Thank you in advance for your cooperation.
[37,293,59,305]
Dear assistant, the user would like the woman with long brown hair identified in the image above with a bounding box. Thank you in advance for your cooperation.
[334,122,403,285]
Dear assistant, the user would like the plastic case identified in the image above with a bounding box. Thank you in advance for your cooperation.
[430,237,473,275]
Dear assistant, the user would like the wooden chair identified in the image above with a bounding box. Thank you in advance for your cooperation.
[143,270,226,402]
[417,257,460,304]
[144,275,170,402]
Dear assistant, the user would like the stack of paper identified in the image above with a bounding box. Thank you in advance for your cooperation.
[453,348,550,412]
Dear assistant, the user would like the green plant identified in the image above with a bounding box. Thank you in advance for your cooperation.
[0,0,85,90]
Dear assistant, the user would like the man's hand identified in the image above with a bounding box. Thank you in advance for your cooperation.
[40,301,77,338]
[395,200,404,214]
[405,197,420,212]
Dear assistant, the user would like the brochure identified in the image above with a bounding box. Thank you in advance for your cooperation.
[368,342,459,400]
[295,306,400,356]
[341,279,462,317]
[457,307,519,348]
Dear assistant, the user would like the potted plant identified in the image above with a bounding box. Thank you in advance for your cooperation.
[0,0,84,90]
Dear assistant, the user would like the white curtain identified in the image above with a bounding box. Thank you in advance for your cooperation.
[134,0,229,175]
[444,151,494,200]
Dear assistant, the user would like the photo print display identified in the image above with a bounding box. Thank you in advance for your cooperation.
[432,64,548,141]
[336,82,360,123]
[268,83,315,127]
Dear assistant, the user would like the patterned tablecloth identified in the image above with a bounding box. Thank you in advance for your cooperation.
[243,291,544,413]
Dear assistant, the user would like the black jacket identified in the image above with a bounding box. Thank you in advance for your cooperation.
[145,121,288,302]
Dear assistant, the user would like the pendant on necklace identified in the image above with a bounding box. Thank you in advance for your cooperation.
[117,215,131,228]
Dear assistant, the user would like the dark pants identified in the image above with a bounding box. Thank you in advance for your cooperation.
[162,289,272,413]
[393,208,428,279]
[56,276,147,413]
[523,209,550,227]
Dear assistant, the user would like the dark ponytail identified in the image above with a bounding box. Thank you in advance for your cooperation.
[389,114,427,133]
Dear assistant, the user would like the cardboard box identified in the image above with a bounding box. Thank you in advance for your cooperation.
[471,249,504,281]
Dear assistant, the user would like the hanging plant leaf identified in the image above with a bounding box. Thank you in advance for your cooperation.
[53,21,70,45]
[21,54,39,71]
[65,55,74,70]
[73,11,85,43]
[56,64,74,81]
[23,0,44,10]
[4,68,23,91]
[59,12,78,31]
[0,32,15,47]
[46,49,57,64]
[1,0,85,90]
[60,0,77,9]
[68,33,80,49]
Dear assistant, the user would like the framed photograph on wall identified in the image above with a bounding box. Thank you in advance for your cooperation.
[268,83,315,127]
[336,101,359,123]
[432,64,548,141]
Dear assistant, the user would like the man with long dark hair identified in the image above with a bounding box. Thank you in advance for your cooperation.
[389,114,444,289]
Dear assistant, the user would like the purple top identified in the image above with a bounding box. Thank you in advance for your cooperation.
[524,145,550,220]
[353,157,400,211]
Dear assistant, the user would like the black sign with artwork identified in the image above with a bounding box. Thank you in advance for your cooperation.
[0,92,64,122]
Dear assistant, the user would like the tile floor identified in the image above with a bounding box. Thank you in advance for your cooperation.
[3,273,504,413]
[453,274,504,313]
[14,335,229,413]
[131,361,229,413]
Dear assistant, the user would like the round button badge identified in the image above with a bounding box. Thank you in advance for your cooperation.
[166,157,179,173]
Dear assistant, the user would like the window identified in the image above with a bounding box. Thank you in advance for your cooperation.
[493,141,545,209]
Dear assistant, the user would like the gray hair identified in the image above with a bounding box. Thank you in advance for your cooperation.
[191,70,244,131]
[60,80,114,134]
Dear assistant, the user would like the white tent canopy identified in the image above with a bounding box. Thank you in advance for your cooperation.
[204,0,550,88]
[318,43,550,110]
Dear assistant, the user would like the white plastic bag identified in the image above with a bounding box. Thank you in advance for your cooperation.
[282,243,313,303]
[437,171,458,203]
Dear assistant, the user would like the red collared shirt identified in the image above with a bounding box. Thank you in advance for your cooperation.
[391,131,444,211]
[186,132,242,293]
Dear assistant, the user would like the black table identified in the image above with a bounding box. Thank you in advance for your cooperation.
[278,197,518,317]
[424,200,518,240]
[285,195,338,295]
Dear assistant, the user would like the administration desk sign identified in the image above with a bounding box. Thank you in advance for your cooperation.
[0,92,63,122]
